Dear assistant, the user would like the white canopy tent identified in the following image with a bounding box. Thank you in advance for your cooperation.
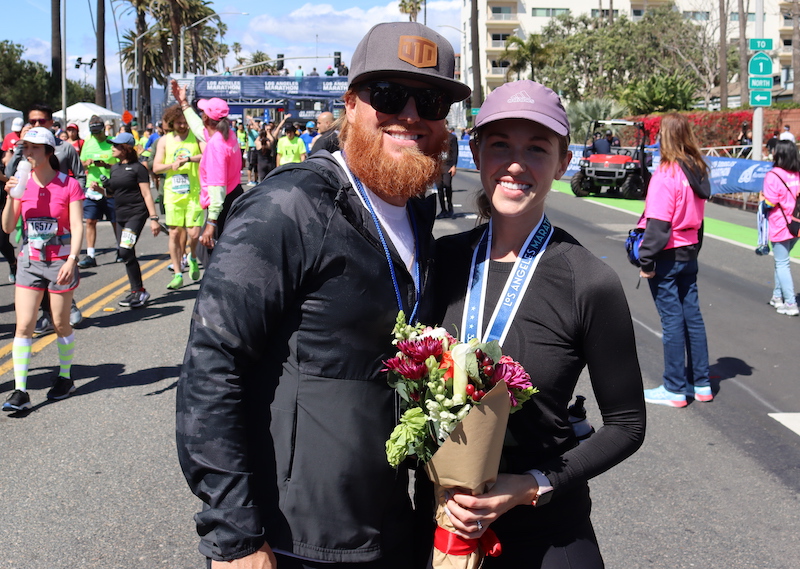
[53,102,122,140]
[0,103,23,139]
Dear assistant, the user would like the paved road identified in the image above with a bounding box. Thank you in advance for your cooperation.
[0,175,797,568]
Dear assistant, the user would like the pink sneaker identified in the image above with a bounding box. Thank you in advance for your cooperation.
[694,386,714,402]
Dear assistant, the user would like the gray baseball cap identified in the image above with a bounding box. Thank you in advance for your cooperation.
[474,80,569,136]
[349,22,471,102]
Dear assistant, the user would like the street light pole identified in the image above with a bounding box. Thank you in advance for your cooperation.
[180,12,247,77]
[134,27,167,124]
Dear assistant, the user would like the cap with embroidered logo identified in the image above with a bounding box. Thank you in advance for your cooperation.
[22,127,57,147]
[474,80,569,136]
[349,21,470,102]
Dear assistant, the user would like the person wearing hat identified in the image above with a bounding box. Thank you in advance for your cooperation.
[1,127,85,412]
[106,132,162,308]
[276,122,307,166]
[434,80,645,568]
[64,123,84,153]
[170,89,244,253]
[2,117,24,164]
[176,21,469,569]
[4,103,85,333]
[78,115,120,269]
[299,120,316,153]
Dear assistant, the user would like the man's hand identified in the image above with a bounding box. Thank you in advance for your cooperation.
[211,543,277,569]
[639,269,655,279]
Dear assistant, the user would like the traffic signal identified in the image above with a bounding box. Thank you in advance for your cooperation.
[126,88,134,111]
[276,54,284,71]
[334,51,341,68]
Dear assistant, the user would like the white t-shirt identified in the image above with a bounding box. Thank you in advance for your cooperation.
[333,151,416,272]
[779,131,796,142]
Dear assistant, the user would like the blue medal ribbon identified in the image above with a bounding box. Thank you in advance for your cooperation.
[347,165,421,323]
[461,215,553,345]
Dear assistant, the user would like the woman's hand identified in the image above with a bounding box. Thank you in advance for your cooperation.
[4,176,18,194]
[200,223,216,249]
[639,269,655,278]
[151,219,161,237]
[171,80,187,106]
[445,474,539,539]
[57,257,77,285]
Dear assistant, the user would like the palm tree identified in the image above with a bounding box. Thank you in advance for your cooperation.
[51,0,61,101]
[248,50,275,75]
[566,98,628,142]
[500,34,550,82]
[231,42,244,66]
[96,0,107,107]
[399,0,422,22]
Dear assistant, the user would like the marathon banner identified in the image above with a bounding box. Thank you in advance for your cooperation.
[194,76,349,100]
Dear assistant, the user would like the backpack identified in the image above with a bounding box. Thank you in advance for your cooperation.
[771,172,800,237]
[625,227,645,267]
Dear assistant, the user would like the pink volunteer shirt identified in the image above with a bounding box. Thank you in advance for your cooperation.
[762,167,800,243]
[199,129,243,209]
[638,162,705,250]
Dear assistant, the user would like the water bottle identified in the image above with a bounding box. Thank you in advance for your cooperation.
[10,160,31,199]
[568,395,595,443]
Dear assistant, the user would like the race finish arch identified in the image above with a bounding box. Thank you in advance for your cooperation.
[192,75,349,121]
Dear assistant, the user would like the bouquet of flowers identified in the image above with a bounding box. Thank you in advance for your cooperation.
[384,312,536,568]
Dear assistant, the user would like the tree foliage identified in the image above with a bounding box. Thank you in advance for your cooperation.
[500,34,551,82]
[533,4,735,106]
[0,41,95,112]
[566,98,629,143]
[621,72,699,114]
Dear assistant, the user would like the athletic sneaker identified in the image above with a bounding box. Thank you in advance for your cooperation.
[643,385,688,408]
[46,375,75,400]
[2,389,31,412]
[167,255,188,273]
[694,385,714,402]
[118,291,138,307]
[70,302,83,326]
[769,296,784,308]
[34,314,54,336]
[77,256,97,268]
[188,256,200,281]
[8,270,15,284]
[777,303,799,316]
[167,273,184,290]
[129,290,151,308]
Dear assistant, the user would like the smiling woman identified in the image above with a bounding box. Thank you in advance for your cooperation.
[433,80,645,569]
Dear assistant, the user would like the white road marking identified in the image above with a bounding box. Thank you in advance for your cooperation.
[768,413,800,436]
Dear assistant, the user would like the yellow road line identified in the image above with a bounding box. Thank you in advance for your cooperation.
[0,255,172,377]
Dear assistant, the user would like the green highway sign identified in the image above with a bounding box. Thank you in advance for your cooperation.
[749,38,773,51]
[471,108,480,115]
[749,77,772,89]
[750,90,772,107]
[748,52,773,76]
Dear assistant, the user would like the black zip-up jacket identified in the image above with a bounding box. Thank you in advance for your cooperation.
[176,152,436,564]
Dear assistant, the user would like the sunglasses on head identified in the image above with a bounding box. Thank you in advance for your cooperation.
[362,81,452,121]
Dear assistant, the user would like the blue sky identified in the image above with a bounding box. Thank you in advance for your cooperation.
[7,0,462,93]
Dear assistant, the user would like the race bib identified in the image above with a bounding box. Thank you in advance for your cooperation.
[27,217,58,250]
[86,188,104,201]
[171,174,190,194]
[119,228,138,249]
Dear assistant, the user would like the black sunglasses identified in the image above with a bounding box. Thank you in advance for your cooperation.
[362,81,452,121]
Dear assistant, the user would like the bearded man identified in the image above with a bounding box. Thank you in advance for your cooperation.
[176,22,470,569]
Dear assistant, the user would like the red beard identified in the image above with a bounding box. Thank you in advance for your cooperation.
[342,119,447,202]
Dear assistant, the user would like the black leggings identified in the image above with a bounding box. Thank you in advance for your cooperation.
[116,213,148,291]
[483,517,604,569]
[437,171,453,214]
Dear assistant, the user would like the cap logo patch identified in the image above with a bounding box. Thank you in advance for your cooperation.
[398,35,438,68]
[507,91,536,104]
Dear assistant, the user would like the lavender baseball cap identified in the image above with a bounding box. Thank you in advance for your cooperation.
[474,80,569,136]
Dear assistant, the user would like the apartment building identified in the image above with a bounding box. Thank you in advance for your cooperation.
[460,0,789,104]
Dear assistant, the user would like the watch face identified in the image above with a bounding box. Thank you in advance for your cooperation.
[533,488,553,507]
